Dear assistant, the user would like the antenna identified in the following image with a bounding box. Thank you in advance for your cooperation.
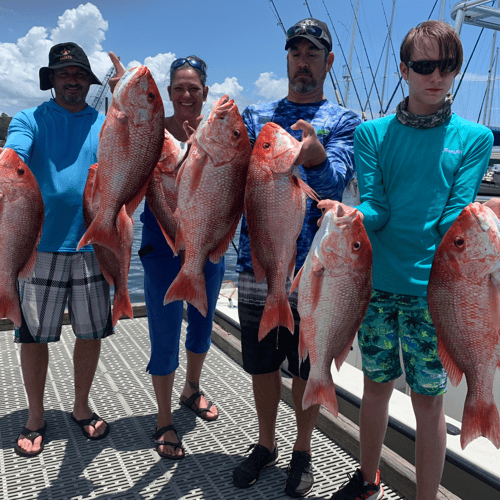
[89,64,116,112]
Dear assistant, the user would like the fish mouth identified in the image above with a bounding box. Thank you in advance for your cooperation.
[470,207,492,233]
[115,66,147,98]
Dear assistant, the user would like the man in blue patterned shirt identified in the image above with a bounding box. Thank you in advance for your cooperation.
[232,18,362,498]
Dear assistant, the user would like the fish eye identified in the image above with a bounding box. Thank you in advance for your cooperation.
[233,130,240,138]
[454,236,465,247]
[148,92,156,100]
[353,242,361,250]
[263,143,270,149]
[17,168,24,175]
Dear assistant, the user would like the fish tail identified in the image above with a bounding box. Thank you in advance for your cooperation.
[302,369,338,416]
[163,269,208,317]
[112,289,134,327]
[0,292,22,328]
[258,293,294,342]
[460,397,500,449]
[78,219,120,258]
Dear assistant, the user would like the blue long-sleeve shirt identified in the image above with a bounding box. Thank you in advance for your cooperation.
[236,98,361,273]
[5,99,104,252]
[355,112,493,296]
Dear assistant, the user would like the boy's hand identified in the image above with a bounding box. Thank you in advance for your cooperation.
[108,51,126,94]
[291,119,327,168]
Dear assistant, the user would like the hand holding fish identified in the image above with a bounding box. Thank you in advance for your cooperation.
[291,119,327,168]
[107,51,126,94]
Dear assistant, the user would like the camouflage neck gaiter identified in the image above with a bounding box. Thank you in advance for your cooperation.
[396,93,453,129]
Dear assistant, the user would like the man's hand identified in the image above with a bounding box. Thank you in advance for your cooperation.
[107,51,126,94]
[291,119,327,168]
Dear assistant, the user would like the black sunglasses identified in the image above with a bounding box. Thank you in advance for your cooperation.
[286,24,330,47]
[407,58,457,75]
[171,57,206,75]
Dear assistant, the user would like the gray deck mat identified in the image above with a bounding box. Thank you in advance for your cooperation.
[0,318,406,499]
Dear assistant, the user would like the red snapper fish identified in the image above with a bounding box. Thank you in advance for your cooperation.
[77,65,164,258]
[0,148,44,327]
[428,202,500,449]
[485,197,500,219]
[145,129,183,251]
[163,95,251,316]
[245,122,319,341]
[83,163,134,327]
[291,200,372,415]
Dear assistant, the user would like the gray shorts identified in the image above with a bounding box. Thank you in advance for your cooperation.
[15,252,113,343]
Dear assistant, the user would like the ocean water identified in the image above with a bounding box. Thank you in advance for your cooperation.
[126,200,239,304]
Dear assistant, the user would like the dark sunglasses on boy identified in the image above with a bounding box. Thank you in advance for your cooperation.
[407,58,457,75]
[171,57,206,75]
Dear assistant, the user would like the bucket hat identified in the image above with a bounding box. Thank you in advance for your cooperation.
[39,42,101,91]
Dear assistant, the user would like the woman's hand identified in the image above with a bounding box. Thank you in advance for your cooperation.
[291,119,327,168]
[107,51,126,94]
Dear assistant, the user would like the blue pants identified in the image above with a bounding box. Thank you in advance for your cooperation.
[139,213,225,376]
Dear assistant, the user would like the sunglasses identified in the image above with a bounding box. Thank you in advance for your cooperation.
[407,58,457,75]
[171,57,206,75]
[286,24,330,47]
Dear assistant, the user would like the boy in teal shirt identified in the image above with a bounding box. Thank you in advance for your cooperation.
[332,21,493,500]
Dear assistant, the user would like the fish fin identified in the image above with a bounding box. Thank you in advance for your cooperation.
[460,397,500,449]
[298,316,314,361]
[251,251,266,283]
[209,216,241,264]
[18,227,42,280]
[288,248,297,282]
[258,293,294,341]
[77,219,121,259]
[0,291,22,328]
[437,340,463,387]
[290,266,304,293]
[125,182,148,218]
[156,222,176,254]
[294,176,321,203]
[164,268,208,317]
[302,368,338,416]
[187,151,209,198]
[112,289,134,327]
[173,223,184,255]
[334,335,356,371]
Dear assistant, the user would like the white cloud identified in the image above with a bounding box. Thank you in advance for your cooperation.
[0,3,110,114]
[458,72,500,82]
[254,72,288,100]
[209,77,243,98]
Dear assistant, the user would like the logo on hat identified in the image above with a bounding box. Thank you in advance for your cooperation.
[60,48,73,61]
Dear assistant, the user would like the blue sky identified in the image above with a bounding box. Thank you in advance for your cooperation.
[0,0,499,125]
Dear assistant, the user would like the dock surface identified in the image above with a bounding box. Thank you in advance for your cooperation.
[0,317,408,500]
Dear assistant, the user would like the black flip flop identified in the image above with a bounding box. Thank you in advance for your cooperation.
[71,412,110,440]
[153,425,185,460]
[180,391,219,422]
[14,421,47,458]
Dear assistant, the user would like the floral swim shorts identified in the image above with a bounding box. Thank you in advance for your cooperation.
[358,289,447,396]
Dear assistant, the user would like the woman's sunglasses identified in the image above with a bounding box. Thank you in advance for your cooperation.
[407,58,457,75]
[171,57,206,75]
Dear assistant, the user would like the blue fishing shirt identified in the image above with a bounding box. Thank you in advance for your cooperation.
[355,112,494,297]
[5,99,104,252]
[236,97,361,274]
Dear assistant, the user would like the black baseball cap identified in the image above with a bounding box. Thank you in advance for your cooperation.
[285,18,332,53]
[39,42,102,91]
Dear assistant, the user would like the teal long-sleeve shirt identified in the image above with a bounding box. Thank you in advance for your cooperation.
[355,113,493,297]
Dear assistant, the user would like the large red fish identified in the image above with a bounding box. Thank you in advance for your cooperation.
[0,148,44,327]
[83,163,134,327]
[291,200,372,416]
[428,202,500,449]
[145,129,183,252]
[245,122,318,341]
[163,95,251,316]
[77,65,164,258]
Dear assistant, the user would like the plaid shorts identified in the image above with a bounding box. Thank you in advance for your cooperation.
[238,271,310,379]
[358,289,447,396]
[16,252,113,343]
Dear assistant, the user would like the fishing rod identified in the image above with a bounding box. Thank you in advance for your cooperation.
[454,27,485,99]
[302,0,345,106]
[348,0,383,117]
[267,0,287,34]
[352,40,376,119]
[380,0,405,99]
[363,33,390,113]
[317,0,370,112]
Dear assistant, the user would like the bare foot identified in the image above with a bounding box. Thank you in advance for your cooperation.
[72,408,108,438]
[155,427,184,458]
[16,418,46,455]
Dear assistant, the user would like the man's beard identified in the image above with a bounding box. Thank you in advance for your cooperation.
[288,64,323,95]
[60,86,87,105]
